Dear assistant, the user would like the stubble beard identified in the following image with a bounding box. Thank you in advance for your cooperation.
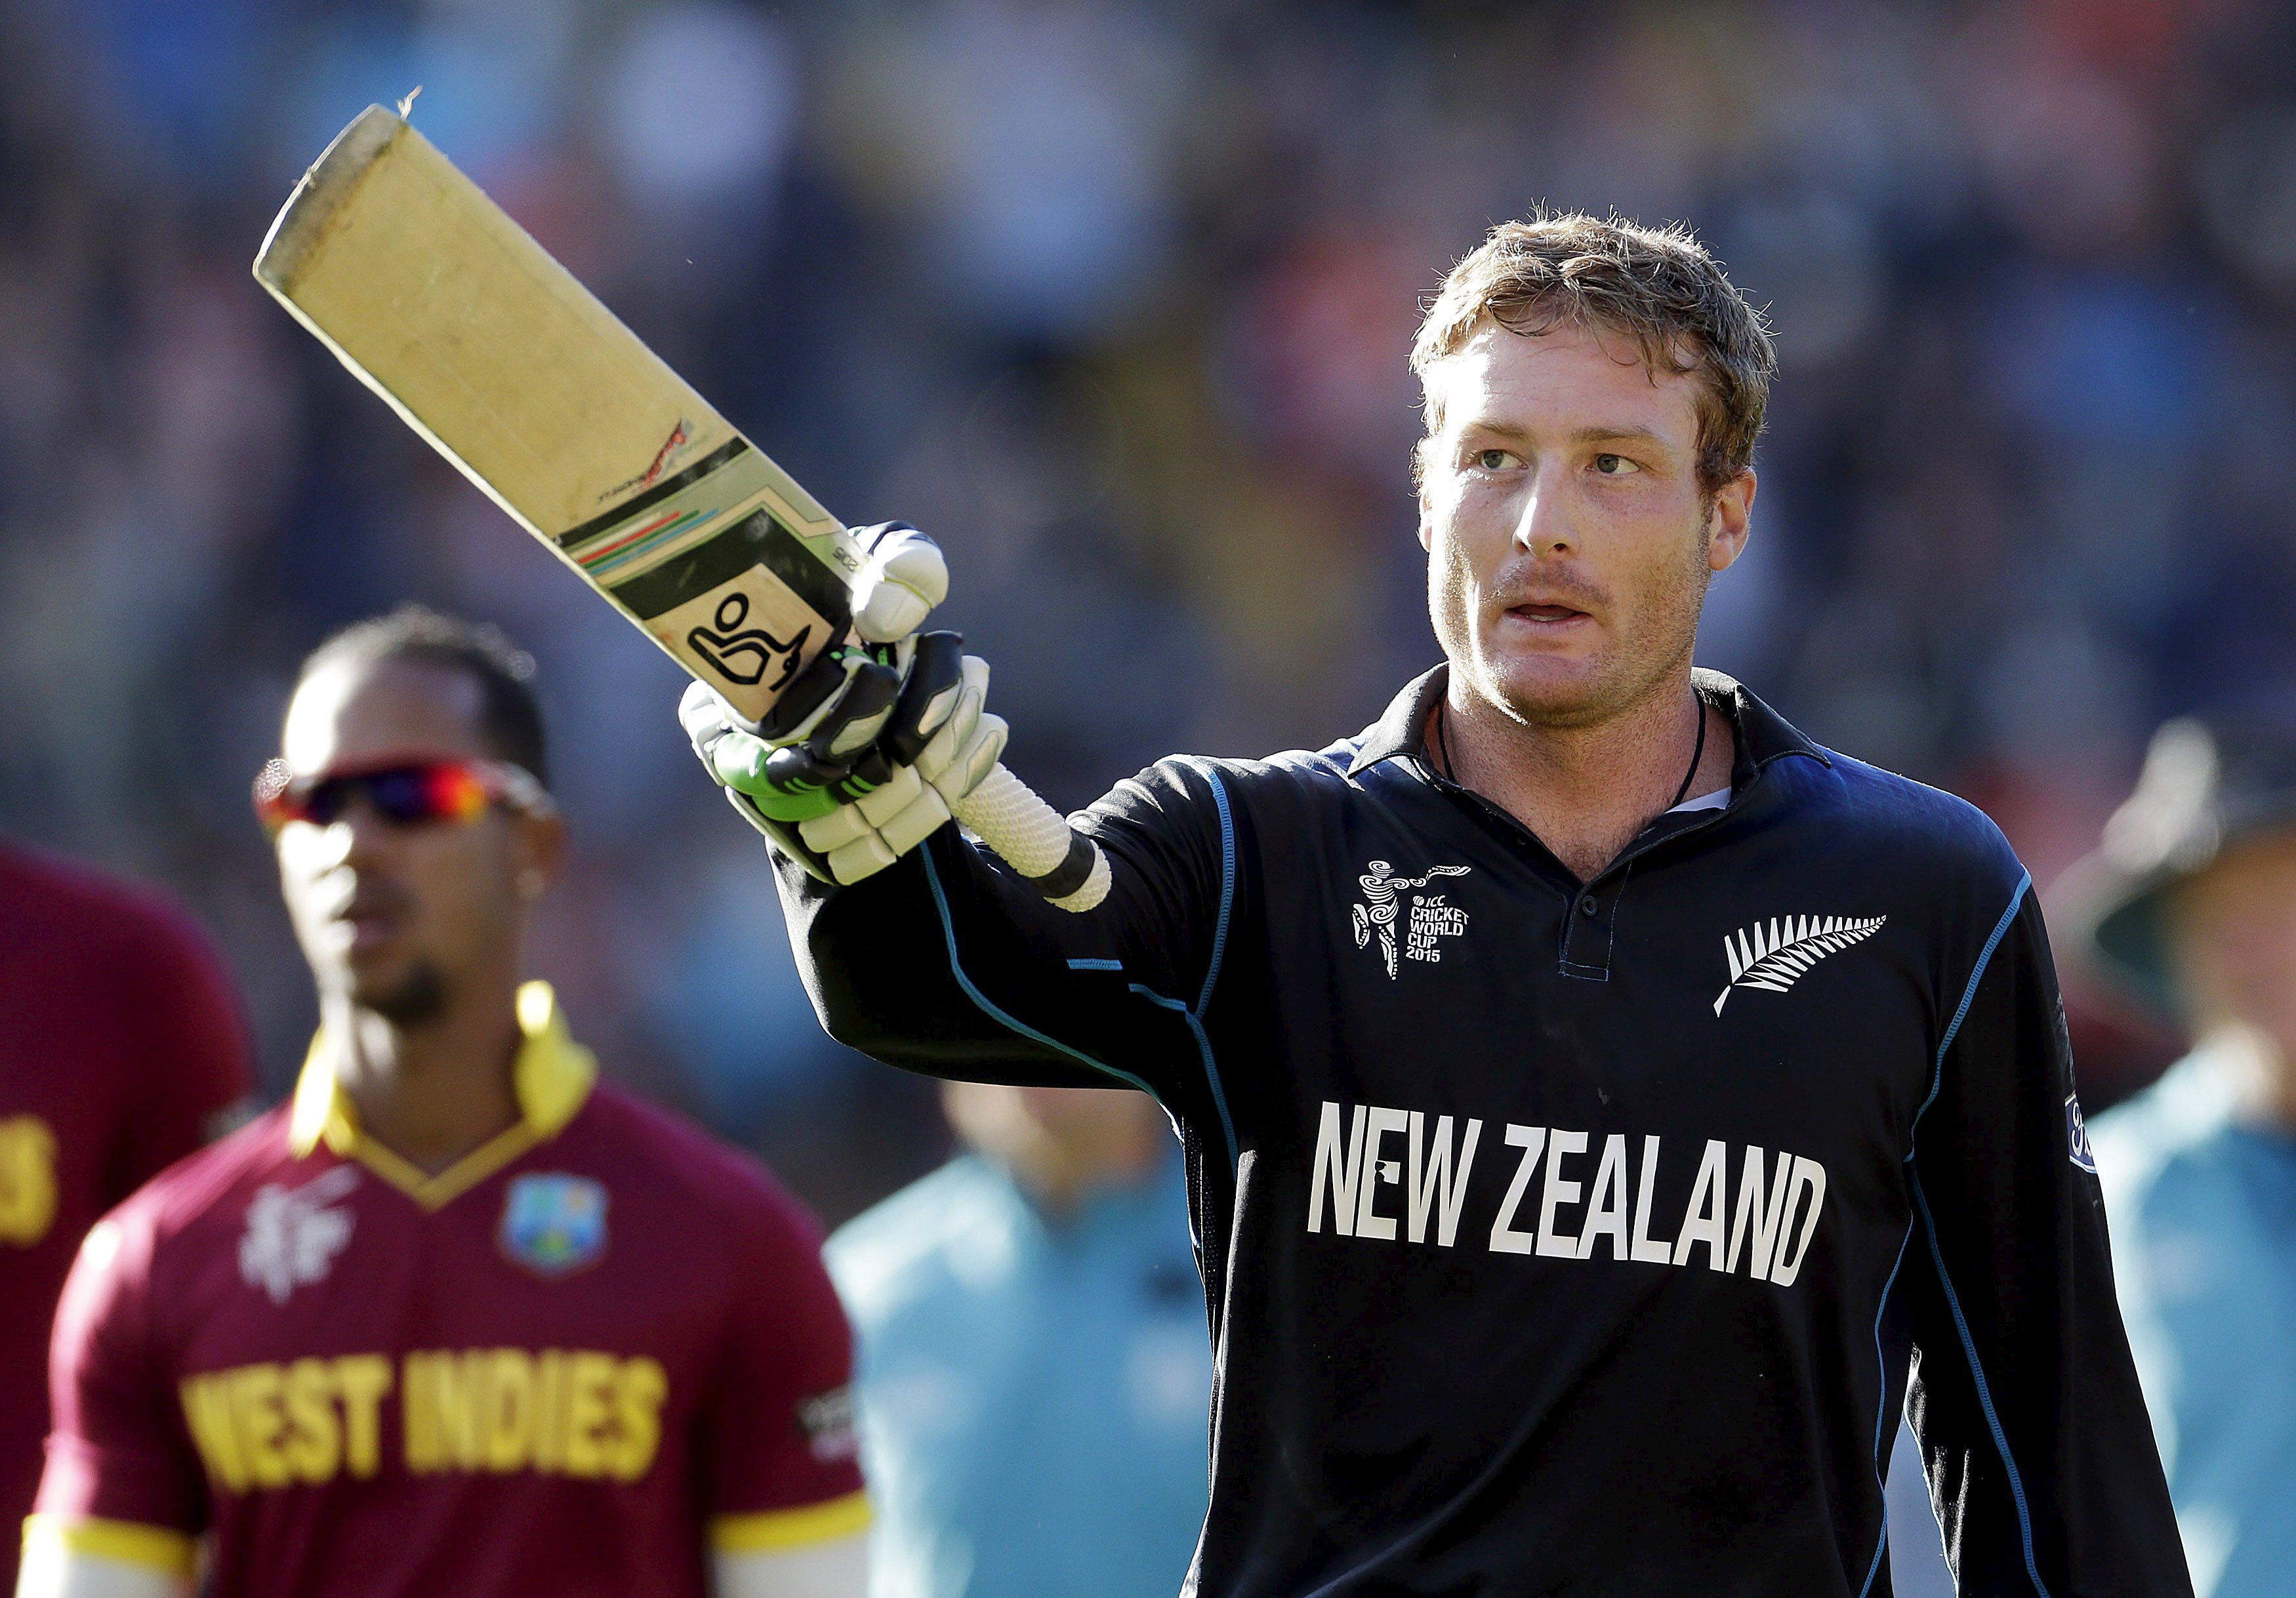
[1433,520,1712,733]
[354,960,451,1026]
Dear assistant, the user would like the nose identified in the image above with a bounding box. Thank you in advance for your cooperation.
[335,792,405,867]
[1511,459,1577,558]
[297,793,395,874]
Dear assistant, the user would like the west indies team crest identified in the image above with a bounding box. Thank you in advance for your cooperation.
[499,1174,609,1277]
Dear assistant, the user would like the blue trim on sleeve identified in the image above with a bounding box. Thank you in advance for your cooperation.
[1856,876,2030,1596]
[1199,770,1238,1013]
[1196,772,1240,1155]
[1855,1226,1916,1598]
[1128,986,1239,1168]
[919,847,1162,1103]
[1855,1514,1890,1598]
[1910,1170,2051,1597]
[1116,766,1243,1171]
[1903,871,2051,1598]
[1066,958,1124,972]
[1912,872,2030,1128]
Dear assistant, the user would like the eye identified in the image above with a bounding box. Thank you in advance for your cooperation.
[1472,448,1523,471]
[1591,453,1641,476]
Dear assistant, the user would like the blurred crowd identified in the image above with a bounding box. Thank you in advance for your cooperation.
[6,0,2296,1222]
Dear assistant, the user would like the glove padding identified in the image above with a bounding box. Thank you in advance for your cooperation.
[682,631,1007,884]
[742,522,946,758]
[682,520,945,826]
[849,520,947,644]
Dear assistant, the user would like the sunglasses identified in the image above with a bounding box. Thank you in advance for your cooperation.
[253,756,551,835]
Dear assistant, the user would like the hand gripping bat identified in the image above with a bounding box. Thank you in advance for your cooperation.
[254,106,1109,911]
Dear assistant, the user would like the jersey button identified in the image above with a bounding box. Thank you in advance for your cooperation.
[1579,895,1598,917]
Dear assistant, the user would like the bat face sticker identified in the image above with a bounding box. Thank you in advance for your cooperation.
[647,567,834,723]
[686,591,808,690]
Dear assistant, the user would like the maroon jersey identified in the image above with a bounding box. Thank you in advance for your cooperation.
[31,984,866,1597]
[1,840,250,1591]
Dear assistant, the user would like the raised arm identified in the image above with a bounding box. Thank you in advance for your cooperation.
[770,754,1229,1096]
[1900,880,2190,1596]
[672,514,1237,1110]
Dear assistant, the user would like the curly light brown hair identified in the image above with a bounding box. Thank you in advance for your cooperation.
[1411,212,1778,498]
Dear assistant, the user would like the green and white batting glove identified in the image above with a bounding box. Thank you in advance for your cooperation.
[738,518,945,747]
[681,633,1006,883]
[846,518,949,645]
[679,520,1007,884]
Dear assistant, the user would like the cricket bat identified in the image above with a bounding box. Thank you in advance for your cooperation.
[254,106,1107,910]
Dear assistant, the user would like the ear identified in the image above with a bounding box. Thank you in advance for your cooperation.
[511,808,568,903]
[1706,468,1755,573]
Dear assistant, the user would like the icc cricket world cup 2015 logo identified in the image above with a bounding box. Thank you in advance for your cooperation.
[1351,860,1472,979]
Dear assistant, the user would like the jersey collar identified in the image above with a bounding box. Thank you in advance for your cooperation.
[1342,663,1832,779]
[287,981,598,1209]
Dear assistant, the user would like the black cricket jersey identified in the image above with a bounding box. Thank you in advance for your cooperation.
[776,667,2189,1597]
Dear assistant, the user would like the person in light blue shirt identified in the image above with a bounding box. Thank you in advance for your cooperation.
[2072,714,2296,1598]
[827,1081,1210,1598]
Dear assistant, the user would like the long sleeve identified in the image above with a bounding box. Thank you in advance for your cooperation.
[774,756,1235,1105]
[1902,884,2190,1596]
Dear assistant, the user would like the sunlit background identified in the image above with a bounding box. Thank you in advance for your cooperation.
[5,7,2292,1578]
[11,0,2291,1188]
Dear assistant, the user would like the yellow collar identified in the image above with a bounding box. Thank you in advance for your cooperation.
[287,981,597,1209]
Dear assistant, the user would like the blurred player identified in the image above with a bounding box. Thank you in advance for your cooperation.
[1,844,251,1593]
[683,213,2190,1591]
[2076,716,2296,1597]
[20,608,867,1598]
[829,1084,1208,1598]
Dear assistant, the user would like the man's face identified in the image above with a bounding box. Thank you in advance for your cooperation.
[2170,829,2296,1057]
[1417,321,1752,728]
[275,657,557,1023]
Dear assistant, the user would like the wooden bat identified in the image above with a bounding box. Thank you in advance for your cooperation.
[254,106,1107,910]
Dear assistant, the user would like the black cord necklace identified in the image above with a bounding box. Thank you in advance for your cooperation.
[1431,694,1707,808]
[1670,695,1708,810]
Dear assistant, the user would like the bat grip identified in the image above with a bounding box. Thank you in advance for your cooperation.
[949,764,1110,912]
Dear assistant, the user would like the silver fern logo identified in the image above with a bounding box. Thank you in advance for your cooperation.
[1713,914,1888,1015]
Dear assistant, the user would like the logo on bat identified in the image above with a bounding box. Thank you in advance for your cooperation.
[687,591,809,691]
[601,419,693,501]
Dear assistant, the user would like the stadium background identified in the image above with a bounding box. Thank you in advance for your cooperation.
[4,7,2292,1561]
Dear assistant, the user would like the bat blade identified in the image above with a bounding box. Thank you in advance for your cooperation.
[255,106,859,726]
[255,106,1111,911]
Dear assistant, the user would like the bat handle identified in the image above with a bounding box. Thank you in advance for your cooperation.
[949,764,1111,912]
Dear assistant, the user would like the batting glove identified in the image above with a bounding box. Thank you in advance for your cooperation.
[682,628,1008,885]
[735,520,945,750]
[687,520,935,813]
